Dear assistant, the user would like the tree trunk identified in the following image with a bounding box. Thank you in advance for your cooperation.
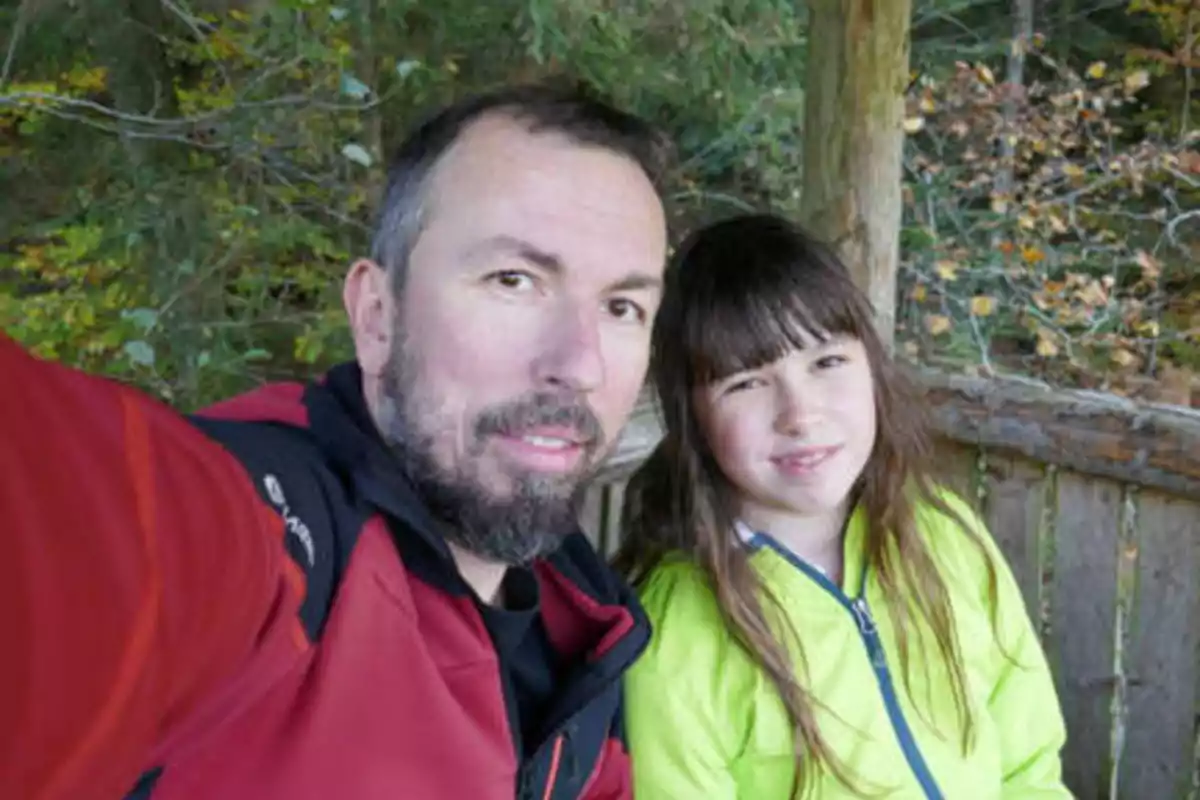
[997,0,1034,198]
[800,0,913,349]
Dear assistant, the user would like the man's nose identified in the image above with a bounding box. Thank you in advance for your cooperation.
[531,305,605,393]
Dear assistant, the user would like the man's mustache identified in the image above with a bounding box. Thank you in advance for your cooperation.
[475,393,605,451]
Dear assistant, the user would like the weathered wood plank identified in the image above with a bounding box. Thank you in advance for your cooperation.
[1050,473,1123,799]
[979,455,1049,620]
[916,367,1200,499]
[1120,491,1200,800]
[931,441,982,508]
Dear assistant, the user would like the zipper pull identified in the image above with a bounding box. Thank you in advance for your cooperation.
[850,597,888,669]
[850,597,876,635]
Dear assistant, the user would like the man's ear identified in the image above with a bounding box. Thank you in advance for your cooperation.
[343,258,393,377]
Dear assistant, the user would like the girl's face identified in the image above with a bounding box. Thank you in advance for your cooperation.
[695,329,877,526]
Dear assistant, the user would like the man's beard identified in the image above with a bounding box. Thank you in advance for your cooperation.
[375,335,606,566]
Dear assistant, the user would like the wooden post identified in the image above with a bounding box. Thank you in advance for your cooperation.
[800,0,914,347]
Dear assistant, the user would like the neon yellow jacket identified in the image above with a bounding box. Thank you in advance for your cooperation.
[624,493,1069,799]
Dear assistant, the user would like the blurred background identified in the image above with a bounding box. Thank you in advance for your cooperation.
[0,0,1195,410]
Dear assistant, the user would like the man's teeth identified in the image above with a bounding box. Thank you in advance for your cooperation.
[522,435,572,449]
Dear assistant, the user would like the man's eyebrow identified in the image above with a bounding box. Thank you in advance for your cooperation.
[468,235,564,273]
[607,273,663,294]
[467,235,663,293]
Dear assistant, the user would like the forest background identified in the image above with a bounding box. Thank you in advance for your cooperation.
[1,0,1196,411]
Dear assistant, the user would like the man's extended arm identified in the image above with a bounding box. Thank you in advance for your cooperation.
[0,334,301,799]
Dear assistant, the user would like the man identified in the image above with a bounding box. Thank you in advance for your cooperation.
[0,82,671,800]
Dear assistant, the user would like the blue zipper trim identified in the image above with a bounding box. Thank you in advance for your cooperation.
[748,533,945,800]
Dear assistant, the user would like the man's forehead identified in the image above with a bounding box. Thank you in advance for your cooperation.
[423,119,668,278]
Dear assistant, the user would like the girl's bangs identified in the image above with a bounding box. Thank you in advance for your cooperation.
[685,259,873,386]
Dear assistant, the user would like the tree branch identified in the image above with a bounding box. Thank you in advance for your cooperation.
[0,0,31,89]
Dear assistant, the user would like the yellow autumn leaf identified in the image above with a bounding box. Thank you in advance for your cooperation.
[1021,245,1045,264]
[1086,61,1107,79]
[1063,163,1085,178]
[990,195,1009,214]
[1111,347,1137,367]
[1035,329,1059,357]
[970,296,996,317]
[1077,281,1108,307]
[919,96,936,114]
[1136,320,1160,338]
[934,260,959,281]
[1018,213,1037,230]
[925,314,952,336]
[903,116,926,134]
[63,66,108,93]
[912,284,928,302]
[1123,69,1150,94]
[977,64,995,86]
[1049,214,1068,233]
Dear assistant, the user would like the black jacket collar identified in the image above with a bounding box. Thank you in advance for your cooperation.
[303,361,474,595]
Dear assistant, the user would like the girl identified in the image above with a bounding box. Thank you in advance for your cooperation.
[618,214,1069,798]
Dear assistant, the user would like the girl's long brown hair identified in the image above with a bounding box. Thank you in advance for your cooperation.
[613,214,1001,797]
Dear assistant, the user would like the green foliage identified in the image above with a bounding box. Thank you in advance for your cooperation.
[0,0,810,408]
[0,0,1195,406]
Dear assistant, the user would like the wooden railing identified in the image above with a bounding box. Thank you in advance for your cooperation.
[582,369,1200,800]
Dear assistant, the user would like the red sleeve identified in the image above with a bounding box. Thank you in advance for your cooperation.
[0,334,301,799]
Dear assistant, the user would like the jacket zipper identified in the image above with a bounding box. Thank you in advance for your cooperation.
[541,734,565,800]
[516,732,566,800]
[752,534,945,800]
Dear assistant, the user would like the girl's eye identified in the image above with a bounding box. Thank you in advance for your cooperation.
[488,270,536,291]
[815,353,849,370]
[607,297,646,324]
[725,376,765,394]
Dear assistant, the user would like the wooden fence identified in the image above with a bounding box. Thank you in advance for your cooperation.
[581,368,1200,800]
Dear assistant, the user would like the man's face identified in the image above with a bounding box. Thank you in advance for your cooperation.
[361,115,668,564]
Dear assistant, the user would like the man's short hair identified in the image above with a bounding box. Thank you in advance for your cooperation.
[369,79,673,291]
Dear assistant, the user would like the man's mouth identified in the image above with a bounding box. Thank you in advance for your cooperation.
[518,433,577,450]
[494,427,591,473]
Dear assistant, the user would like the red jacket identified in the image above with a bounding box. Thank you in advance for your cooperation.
[0,334,649,799]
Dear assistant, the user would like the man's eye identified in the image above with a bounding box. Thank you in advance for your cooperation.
[488,270,535,291]
[607,297,646,323]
